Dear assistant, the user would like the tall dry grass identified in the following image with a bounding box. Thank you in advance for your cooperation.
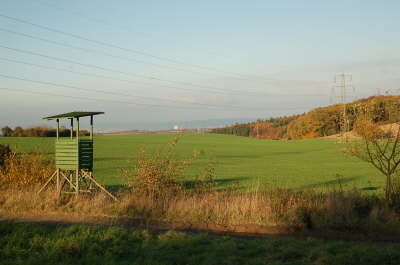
[1,185,400,239]
[118,188,400,234]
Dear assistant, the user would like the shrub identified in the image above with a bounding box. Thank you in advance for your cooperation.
[0,151,54,187]
[122,137,199,198]
[0,144,11,168]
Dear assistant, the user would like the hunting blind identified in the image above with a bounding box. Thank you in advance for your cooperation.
[38,111,117,200]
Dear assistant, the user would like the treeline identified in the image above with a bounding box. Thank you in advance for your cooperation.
[288,96,400,139]
[211,115,300,139]
[1,126,89,137]
[212,95,400,139]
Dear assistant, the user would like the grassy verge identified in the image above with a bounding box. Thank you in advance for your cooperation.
[2,186,400,242]
[1,221,400,265]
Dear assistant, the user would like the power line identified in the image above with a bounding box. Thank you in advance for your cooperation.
[0,57,212,94]
[0,44,258,95]
[0,87,207,110]
[34,0,156,40]
[30,0,253,62]
[0,27,248,81]
[0,13,263,80]
[0,12,328,84]
[0,45,328,98]
[0,73,258,110]
[0,86,316,113]
[0,87,152,108]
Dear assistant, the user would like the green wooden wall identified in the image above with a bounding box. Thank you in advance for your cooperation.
[55,139,93,170]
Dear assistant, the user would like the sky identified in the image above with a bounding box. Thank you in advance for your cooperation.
[0,0,399,130]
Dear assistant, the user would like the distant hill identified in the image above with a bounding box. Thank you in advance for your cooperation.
[212,95,400,139]
[99,118,258,132]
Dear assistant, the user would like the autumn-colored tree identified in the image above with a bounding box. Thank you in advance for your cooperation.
[212,115,299,139]
[13,126,24,137]
[213,95,400,140]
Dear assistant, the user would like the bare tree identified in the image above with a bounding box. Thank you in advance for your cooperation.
[349,117,400,201]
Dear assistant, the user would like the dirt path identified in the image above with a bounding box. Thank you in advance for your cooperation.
[2,213,400,246]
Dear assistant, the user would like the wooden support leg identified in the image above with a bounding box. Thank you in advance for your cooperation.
[57,178,66,197]
[56,168,60,196]
[89,171,94,190]
[37,170,57,194]
[60,171,76,191]
[69,173,73,189]
[76,169,79,196]
[82,171,118,201]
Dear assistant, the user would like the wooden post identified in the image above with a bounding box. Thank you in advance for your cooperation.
[56,119,60,193]
[70,118,73,139]
[89,116,94,189]
[76,169,79,194]
[69,173,73,189]
[76,117,79,141]
[56,119,60,194]
[90,115,93,140]
[76,117,79,195]
[56,119,59,139]
[56,168,60,195]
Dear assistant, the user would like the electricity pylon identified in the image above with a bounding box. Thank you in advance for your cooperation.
[332,73,355,142]
[376,88,400,95]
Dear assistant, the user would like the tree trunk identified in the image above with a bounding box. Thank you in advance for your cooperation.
[386,174,392,201]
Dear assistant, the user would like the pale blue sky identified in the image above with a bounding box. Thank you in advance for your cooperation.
[1,0,399,130]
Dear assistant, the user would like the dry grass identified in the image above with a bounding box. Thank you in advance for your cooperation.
[118,188,400,235]
[1,185,400,240]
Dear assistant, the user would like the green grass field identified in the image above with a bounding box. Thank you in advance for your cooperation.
[2,222,400,265]
[0,134,383,192]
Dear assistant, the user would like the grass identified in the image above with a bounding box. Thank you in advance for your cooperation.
[0,133,383,192]
[2,137,400,255]
[3,184,400,241]
[1,221,400,265]
[2,135,400,242]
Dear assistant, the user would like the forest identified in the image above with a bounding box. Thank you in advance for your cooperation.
[1,126,89,137]
[212,95,400,139]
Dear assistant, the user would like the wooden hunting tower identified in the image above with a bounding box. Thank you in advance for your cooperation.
[38,111,116,200]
